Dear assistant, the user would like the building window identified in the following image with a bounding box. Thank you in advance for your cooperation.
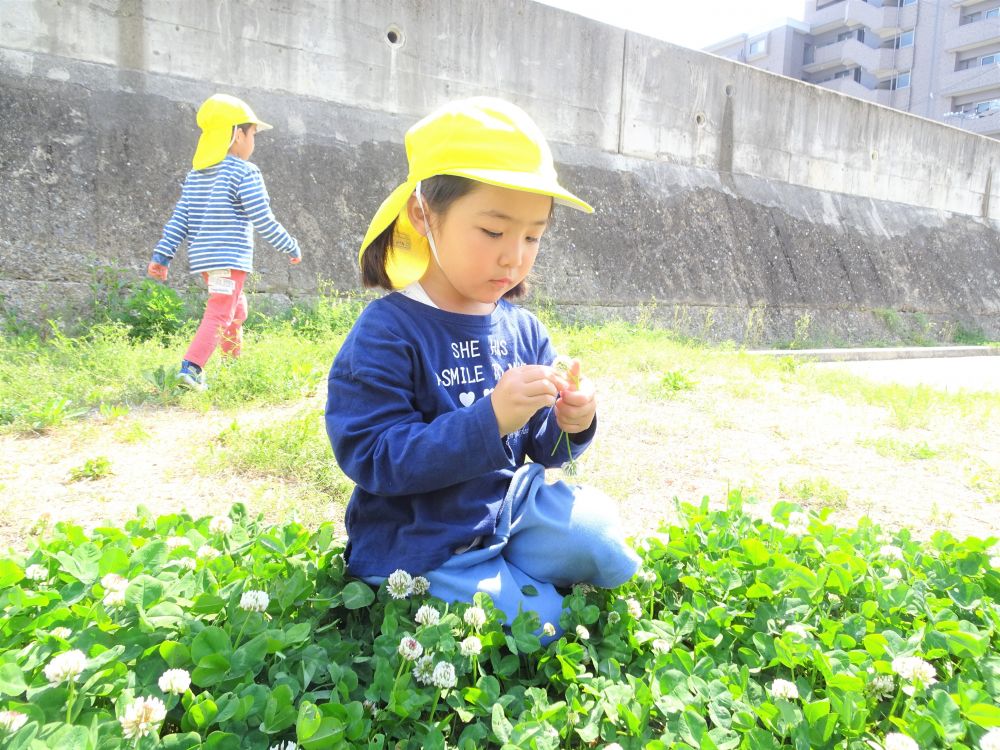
[894,31,914,49]
[988,8,1000,19]
[900,0,915,5]
[891,71,911,90]
[983,54,997,66]
[749,37,767,56]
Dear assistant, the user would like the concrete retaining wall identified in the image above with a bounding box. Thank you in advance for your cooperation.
[2,0,999,343]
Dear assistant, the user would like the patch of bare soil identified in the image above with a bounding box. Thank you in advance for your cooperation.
[1,368,997,553]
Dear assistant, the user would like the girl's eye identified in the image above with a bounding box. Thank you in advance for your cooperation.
[481,229,502,239]
[526,236,540,244]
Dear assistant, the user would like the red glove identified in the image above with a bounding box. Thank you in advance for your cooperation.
[147,262,168,281]
[290,256,302,265]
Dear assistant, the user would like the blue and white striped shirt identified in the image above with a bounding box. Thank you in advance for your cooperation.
[152,155,300,273]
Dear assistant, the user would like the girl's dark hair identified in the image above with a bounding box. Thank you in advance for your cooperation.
[361,174,543,301]
[235,123,254,134]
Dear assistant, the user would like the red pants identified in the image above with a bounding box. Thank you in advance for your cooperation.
[183,269,248,368]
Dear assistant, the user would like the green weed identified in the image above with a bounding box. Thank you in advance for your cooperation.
[779,476,849,510]
[67,456,113,482]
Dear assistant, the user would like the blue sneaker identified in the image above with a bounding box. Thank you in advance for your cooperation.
[176,362,207,391]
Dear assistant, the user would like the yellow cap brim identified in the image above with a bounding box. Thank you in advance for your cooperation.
[358,171,593,289]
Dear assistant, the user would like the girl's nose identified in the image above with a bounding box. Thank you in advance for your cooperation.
[499,238,526,268]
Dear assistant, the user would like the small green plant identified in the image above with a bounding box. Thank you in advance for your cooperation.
[656,368,696,397]
[791,312,812,349]
[779,476,849,510]
[120,280,187,341]
[113,420,152,444]
[860,436,940,461]
[25,397,88,432]
[143,364,185,404]
[67,455,113,482]
[98,402,130,422]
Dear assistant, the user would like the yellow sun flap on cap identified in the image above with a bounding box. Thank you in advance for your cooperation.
[192,93,273,170]
[358,97,594,289]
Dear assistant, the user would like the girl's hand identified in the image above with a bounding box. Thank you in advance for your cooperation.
[490,365,568,437]
[553,358,597,434]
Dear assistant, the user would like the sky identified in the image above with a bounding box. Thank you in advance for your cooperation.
[532,0,806,50]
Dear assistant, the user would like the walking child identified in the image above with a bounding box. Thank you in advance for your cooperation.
[325,97,639,635]
[148,93,302,390]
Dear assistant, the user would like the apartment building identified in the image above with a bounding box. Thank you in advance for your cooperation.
[705,0,1000,139]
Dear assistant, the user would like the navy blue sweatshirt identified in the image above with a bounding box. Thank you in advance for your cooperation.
[325,293,595,577]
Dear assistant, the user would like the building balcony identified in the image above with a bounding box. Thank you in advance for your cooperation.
[803,38,912,75]
[943,18,1000,52]
[817,76,893,104]
[942,110,1000,136]
[941,62,1000,97]
[808,1,917,37]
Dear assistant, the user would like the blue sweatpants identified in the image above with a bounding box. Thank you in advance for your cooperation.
[383,463,640,638]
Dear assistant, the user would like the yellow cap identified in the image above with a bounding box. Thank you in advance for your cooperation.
[192,94,273,170]
[359,97,594,289]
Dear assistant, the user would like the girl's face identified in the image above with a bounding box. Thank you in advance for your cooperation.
[410,183,552,315]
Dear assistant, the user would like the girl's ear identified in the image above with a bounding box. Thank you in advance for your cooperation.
[405,192,429,238]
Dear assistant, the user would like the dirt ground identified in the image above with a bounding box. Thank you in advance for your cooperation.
[1,362,998,553]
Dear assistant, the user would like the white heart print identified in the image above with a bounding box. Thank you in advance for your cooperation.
[482,388,495,397]
[459,392,475,407]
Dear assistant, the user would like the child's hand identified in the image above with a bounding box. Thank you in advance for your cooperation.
[490,364,568,437]
[554,364,597,434]
[147,262,168,281]
[290,256,301,265]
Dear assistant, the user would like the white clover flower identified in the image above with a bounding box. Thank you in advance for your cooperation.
[166,536,190,549]
[981,728,1000,750]
[827,593,842,606]
[101,573,128,592]
[24,564,48,581]
[209,516,233,535]
[269,743,299,750]
[397,635,423,661]
[607,611,621,625]
[173,557,196,571]
[626,598,643,619]
[362,699,379,718]
[460,636,482,657]
[239,590,269,613]
[786,512,810,535]
[50,627,72,640]
[157,668,191,695]
[784,623,810,638]
[118,696,166,741]
[463,606,486,630]
[891,656,937,685]
[770,679,799,700]
[44,649,86,684]
[542,622,557,637]
[640,569,657,584]
[867,674,895,700]
[0,710,28,733]
[412,655,435,685]
[197,545,220,560]
[887,568,903,581]
[411,576,430,596]
[431,661,457,689]
[103,589,127,608]
[883,732,918,750]
[414,605,440,627]
[575,625,590,640]
[386,569,413,600]
[879,545,904,561]
[651,639,671,654]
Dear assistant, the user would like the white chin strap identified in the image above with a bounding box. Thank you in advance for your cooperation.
[415,181,442,268]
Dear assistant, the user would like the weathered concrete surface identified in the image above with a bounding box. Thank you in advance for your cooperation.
[2,0,1000,344]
